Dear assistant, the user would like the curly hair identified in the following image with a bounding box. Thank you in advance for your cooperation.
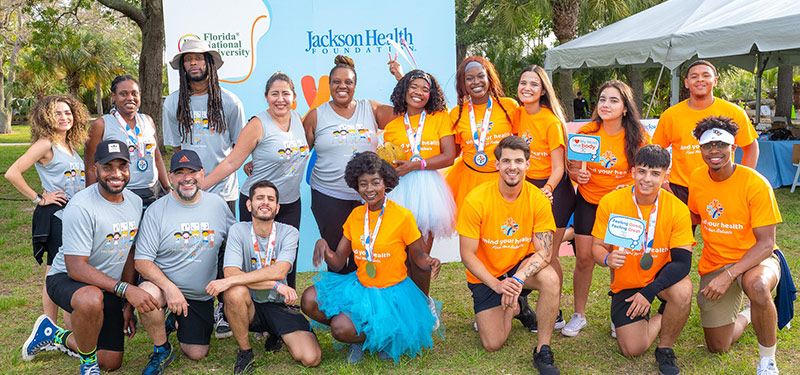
[692,116,739,140]
[329,55,357,85]
[586,80,647,165]
[390,70,446,115]
[453,56,512,127]
[176,53,227,143]
[29,94,89,148]
[344,152,399,193]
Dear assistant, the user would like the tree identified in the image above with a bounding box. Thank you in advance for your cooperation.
[0,0,28,134]
[549,0,582,121]
[775,65,793,119]
[96,0,164,148]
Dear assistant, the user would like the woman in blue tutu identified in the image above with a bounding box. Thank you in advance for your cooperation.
[382,69,456,296]
[301,151,442,364]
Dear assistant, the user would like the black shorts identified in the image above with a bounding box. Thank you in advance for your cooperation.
[249,302,312,337]
[468,254,534,314]
[31,204,64,266]
[310,188,360,275]
[668,183,689,205]
[174,298,214,345]
[45,273,124,352]
[239,194,301,288]
[573,189,598,236]
[527,173,576,228]
[130,186,168,212]
[609,288,666,328]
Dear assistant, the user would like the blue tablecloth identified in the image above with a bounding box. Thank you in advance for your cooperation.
[735,140,800,188]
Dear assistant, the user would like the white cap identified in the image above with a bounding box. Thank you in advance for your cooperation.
[698,128,735,145]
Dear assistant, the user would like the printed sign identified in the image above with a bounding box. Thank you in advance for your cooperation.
[603,214,646,250]
[567,134,601,162]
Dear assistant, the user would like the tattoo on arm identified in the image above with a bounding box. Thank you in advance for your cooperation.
[520,232,553,279]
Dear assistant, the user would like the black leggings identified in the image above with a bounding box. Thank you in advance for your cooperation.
[310,188,361,275]
[526,173,576,228]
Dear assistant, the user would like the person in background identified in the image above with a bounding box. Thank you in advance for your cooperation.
[573,91,589,120]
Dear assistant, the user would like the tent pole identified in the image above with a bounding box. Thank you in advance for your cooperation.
[755,52,762,125]
[646,65,666,118]
[670,68,680,106]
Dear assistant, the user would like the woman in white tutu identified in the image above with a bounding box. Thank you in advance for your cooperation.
[382,69,456,295]
[301,151,442,364]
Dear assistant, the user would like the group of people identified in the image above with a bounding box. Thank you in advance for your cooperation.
[6,37,790,375]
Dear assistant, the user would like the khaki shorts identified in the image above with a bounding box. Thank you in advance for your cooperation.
[697,253,781,328]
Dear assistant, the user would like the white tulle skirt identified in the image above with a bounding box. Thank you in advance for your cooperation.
[388,170,456,240]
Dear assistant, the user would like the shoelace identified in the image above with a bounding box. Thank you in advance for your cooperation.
[147,350,168,369]
[537,349,555,364]
[82,362,100,375]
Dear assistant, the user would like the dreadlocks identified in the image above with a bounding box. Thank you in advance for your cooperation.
[176,53,227,143]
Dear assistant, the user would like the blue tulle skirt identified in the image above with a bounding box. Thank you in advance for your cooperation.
[388,170,456,239]
[312,271,436,363]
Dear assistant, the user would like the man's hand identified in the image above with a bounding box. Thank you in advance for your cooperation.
[700,271,734,300]
[122,303,137,340]
[164,283,190,317]
[625,292,651,318]
[606,249,627,269]
[206,278,232,297]
[493,278,523,310]
[124,285,159,313]
[276,283,298,305]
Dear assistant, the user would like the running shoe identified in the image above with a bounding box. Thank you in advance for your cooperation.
[214,303,233,339]
[515,295,538,332]
[561,313,586,337]
[756,357,779,375]
[346,343,364,364]
[142,344,176,375]
[654,347,681,375]
[533,345,560,375]
[233,349,255,375]
[80,361,101,375]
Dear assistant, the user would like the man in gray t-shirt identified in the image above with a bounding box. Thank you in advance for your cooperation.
[162,39,244,211]
[206,180,321,371]
[133,150,236,372]
[23,140,158,374]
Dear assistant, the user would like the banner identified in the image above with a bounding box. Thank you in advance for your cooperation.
[164,0,457,272]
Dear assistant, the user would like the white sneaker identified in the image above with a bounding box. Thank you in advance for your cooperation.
[611,322,616,338]
[473,321,479,332]
[213,303,233,339]
[561,313,587,337]
[757,357,779,375]
[739,302,752,325]
[427,297,441,331]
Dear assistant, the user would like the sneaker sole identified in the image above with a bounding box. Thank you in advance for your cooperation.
[22,315,48,361]
[215,330,234,339]
[560,326,585,337]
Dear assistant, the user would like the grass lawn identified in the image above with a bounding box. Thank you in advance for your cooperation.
[0,125,32,144]
[0,144,798,374]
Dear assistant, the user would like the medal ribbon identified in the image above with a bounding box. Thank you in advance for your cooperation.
[403,110,427,158]
[631,186,659,256]
[362,199,387,263]
[113,111,145,158]
[251,223,277,270]
[467,97,493,154]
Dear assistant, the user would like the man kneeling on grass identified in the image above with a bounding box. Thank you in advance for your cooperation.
[206,180,321,374]
[591,145,694,375]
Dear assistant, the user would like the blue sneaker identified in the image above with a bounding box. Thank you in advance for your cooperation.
[164,312,177,338]
[22,315,58,361]
[80,361,101,375]
[142,344,176,375]
[345,343,364,364]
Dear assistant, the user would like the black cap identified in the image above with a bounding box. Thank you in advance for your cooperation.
[170,150,203,172]
[95,140,130,165]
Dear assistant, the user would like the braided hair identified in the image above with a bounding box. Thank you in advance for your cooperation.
[453,56,512,128]
[176,53,227,143]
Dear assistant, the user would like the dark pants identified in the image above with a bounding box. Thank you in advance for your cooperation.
[310,188,360,275]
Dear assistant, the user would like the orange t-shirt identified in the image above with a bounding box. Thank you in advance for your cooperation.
[653,98,757,188]
[450,97,518,172]
[512,106,566,179]
[577,122,651,204]
[592,187,695,292]
[342,200,422,288]
[456,179,556,284]
[383,110,454,160]
[687,165,782,275]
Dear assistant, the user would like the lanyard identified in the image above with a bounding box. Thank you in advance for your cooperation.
[362,200,387,262]
[468,97,493,153]
[631,186,659,255]
[251,223,277,270]
[403,110,427,158]
[113,111,144,158]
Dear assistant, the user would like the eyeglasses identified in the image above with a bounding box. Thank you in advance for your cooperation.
[700,141,731,151]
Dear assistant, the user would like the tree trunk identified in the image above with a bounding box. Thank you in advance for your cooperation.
[95,81,103,115]
[0,63,10,134]
[140,0,165,150]
[549,0,582,122]
[775,64,793,119]
[558,70,575,121]
[627,65,644,117]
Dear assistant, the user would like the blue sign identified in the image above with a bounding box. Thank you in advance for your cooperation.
[603,214,646,250]
[567,134,601,162]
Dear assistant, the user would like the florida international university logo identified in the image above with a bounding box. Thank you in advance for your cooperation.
[600,150,617,168]
[706,199,724,219]
[501,217,519,236]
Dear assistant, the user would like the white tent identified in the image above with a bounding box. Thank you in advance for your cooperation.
[544,0,800,118]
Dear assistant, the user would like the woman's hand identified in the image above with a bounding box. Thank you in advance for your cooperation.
[40,189,68,206]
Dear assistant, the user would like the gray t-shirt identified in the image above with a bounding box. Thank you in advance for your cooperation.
[134,192,235,301]
[223,221,298,303]
[240,110,309,204]
[309,99,378,201]
[162,88,245,201]
[34,143,85,200]
[49,185,143,280]
[102,113,158,190]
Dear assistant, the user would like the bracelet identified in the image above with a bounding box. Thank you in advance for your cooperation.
[114,281,129,298]
[726,269,735,281]
[604,253,609,266]
[32,193,43,204]
[510,276,524,285]
[274,281,281,291]
[544,183,554,192]
[419,158,427,170]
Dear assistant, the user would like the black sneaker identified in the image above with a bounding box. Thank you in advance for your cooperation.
[233,349,255,375]
[264,334,283,353]
[654,347,680,375]
[515,295,538,332]
[533,345,560,375]
[164,312,177,338]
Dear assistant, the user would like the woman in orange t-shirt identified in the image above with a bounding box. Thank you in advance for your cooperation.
[301,152,442,364]
[513,65,576,293]
[383,70,456,295]
[446,56,518,211]
[563,80,650,336]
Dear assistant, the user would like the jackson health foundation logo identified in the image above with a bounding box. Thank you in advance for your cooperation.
[305,27,415,55]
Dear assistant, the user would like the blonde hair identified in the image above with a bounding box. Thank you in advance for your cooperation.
[29,94,89,149]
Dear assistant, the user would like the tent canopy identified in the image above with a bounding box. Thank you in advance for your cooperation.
[544,0,800,73]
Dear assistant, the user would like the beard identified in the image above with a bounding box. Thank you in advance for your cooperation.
[98,177,128,195]
[186,68,208,82]
[251,205,276,221]
[176,180,199,201]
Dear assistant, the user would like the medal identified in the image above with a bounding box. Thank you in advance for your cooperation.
[467,97,493,167]
[137,159,148,172]
[409,155,423,162]
[403,110,426,163]
[632,186,659,271]
[251,223,277,270]
[362,200,387,278]
[113,111,145,158]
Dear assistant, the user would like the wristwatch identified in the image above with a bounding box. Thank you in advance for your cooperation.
[32,193,43,204]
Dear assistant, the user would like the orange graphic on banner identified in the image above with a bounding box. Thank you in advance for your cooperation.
[220,15,269,84]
